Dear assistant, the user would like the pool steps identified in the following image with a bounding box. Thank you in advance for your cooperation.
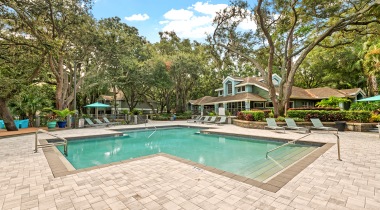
[245,146,316,181]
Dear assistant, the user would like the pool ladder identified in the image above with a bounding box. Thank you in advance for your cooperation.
[265,133,312,159]
[34,129,68,155]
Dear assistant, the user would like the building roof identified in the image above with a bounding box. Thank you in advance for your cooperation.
[189,93,266,105]
[338,88,363,96]
[193,76,365,105]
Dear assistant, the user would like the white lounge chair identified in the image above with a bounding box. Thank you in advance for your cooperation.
[215,116,227,125]
[264,118,285,133]
[206,116,217,124]
[200,116,210,124]
[84,118,105,127]
[284,118,309,133]
[310,118,338,133]
[103,117,120,125]
[187,115,201,123]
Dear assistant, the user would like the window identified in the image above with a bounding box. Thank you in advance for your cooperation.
[288,101,294,108]
[265,102,273,108]
[227,101,245,115]
[219,90,223,96]
[301,101,314,107]
[237,86,245,93]
[227,82,232,94]
[252,102,264,108]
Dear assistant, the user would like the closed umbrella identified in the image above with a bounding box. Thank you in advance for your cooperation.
[357,95,380,102]
[84,102,111,119]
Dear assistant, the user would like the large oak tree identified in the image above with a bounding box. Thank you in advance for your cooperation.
[210,0,380,116]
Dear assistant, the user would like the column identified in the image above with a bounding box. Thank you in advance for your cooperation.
[245,100,250,111]
[214,103,219,114]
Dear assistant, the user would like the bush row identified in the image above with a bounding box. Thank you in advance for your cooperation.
[287,110,371,122]
[237,111,265,121]
[236,110,372,123]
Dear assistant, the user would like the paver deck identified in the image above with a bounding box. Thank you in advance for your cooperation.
[0,121,379,209]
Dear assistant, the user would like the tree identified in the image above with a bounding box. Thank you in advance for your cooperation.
[363,41,380,96]
[8,84,54,126]
[0,6,46,130]
[210,0,380,117]
[1,0,95,110]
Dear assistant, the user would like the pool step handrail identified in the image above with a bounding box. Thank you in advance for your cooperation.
[35,129,68,155]
[266,133,311,159]
[145,118,157,138]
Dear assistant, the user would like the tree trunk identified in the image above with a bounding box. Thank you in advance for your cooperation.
[0,98,18,131]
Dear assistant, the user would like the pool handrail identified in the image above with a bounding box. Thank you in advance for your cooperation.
[35,129,68,155]
[266,133,312,159]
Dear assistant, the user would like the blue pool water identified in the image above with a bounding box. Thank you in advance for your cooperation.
[57,127,317,181]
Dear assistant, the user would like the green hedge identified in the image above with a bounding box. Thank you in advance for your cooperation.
[238,111,265,121]
[287,110,371,122]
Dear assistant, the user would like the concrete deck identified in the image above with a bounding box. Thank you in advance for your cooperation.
[0,121,379,209]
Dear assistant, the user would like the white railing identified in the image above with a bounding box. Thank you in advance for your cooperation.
[266,133,312,159]
[34,129,68,155]
[265,132,341,161]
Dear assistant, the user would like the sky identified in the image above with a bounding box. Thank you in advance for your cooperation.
[92,0,256,43]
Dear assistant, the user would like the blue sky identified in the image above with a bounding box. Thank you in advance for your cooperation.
[92,0,255,43]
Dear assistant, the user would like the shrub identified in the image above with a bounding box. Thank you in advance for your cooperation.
[370,114,380,122]
[350,101,380,112]
[345,111,371,123]
[287,110,371,122]
[241,110,265,121]
[245,114,254,121]
[316,96,350,108]
[237,111,244,120]
[288,107,340,111]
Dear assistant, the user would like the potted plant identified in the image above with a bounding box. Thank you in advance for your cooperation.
[45,113,58,129]
[45,108,76,128]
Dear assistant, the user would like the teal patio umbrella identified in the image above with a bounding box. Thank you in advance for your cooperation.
[357,95,380,102]
[84,102,111,118]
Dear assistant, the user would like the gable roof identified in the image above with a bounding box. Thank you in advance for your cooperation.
[189,93,266,105]
[194,76,365,104]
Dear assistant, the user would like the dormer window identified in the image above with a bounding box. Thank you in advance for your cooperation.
[237,86,246,93]
[227,82,232,94]
[219,90,223,95]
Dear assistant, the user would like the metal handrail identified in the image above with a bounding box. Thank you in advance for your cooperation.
[35,129,68,155]
[145,118,157,138]
[266,133,312,159]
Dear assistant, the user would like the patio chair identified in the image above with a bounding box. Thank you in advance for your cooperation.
[199,116,210,124]
[215,116,227,125]
[94,118,111,127]
[187,115,201,123]
[310,118,338,133]
[84,118,105,127]
[206,116,217,124]
[103,117,120,125]
[264,118,285,133]
[284,118,309,133]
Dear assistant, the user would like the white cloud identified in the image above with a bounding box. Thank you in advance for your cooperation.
[190,2,228,16]
[164,9,193,20]
[238,16,256,31]
[125,13,150,21]
[159,2,228,40]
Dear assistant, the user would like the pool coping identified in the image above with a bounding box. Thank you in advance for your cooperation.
[40,127,334,193]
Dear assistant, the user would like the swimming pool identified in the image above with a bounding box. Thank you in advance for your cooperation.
[57,127,317,181]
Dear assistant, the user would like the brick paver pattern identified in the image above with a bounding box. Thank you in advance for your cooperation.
[0,121,379,209]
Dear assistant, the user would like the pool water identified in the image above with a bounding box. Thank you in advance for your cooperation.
[57,127,317,181]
